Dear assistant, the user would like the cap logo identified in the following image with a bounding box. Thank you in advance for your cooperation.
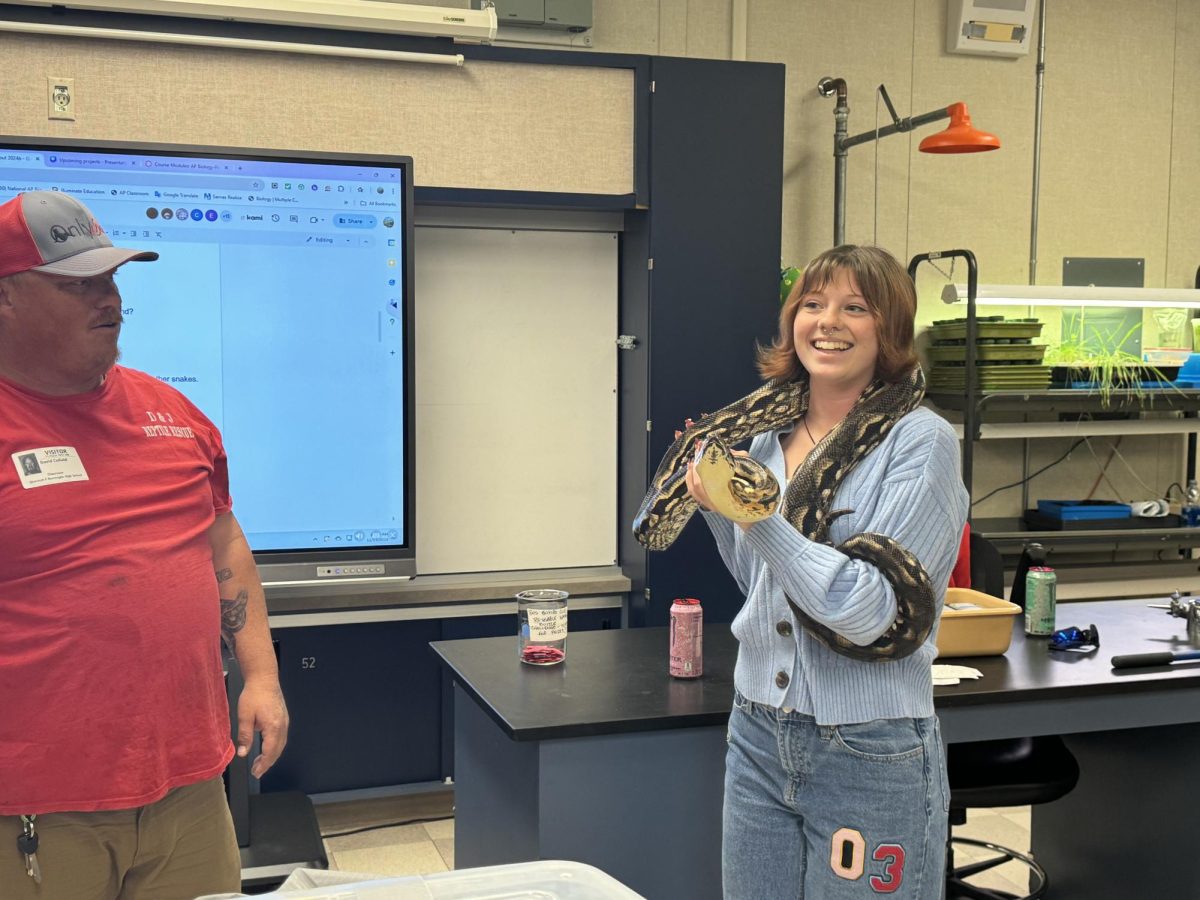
[0,190,157,278]
[48,215,104,243]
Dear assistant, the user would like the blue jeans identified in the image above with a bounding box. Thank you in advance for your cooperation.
[723,691,948,899]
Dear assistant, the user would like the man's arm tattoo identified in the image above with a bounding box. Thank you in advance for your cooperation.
[221,589,249,652]
[215,567,234,584]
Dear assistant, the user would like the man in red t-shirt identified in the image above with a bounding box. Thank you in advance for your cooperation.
[0,191,289,899]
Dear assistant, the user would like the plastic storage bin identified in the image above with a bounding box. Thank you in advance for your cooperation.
[936,588,1022,658]
[1176,352,1200,388]
[1036,500,1131,521]
[199,860,646,900]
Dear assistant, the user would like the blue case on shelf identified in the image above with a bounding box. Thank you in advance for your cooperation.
[1037,500,1132,521]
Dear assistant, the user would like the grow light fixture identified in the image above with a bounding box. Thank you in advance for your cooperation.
[941,283,1200,310]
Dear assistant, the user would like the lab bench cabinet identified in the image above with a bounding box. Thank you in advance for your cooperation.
[260,607,620,795]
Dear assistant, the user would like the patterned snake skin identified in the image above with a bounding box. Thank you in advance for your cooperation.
[633,367,936,661]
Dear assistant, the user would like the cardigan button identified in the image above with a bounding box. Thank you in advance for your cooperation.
[775,671,790,689]
[776,620,793,636]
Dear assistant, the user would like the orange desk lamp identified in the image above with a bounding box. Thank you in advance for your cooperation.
[818,77,999,245]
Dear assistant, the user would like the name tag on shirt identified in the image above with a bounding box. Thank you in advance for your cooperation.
[12,446,89,489]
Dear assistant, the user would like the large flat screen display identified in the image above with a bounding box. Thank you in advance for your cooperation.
[0,137,415,590]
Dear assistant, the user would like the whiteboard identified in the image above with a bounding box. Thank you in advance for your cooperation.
[413,224,619,575]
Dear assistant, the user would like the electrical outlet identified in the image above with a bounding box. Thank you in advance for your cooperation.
[48,77,75,121]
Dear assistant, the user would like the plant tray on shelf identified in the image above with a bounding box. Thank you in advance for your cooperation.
[1047,365,1180,390]
[927,344,1048,364]
[928,318,1044,342]
[932,337,1037,347]
[928,365,1052,390]
[1022,508,1182,531]
[928,382,1053,392]
[1066,380,1177,389]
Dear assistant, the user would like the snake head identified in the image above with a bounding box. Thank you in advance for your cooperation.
[694,437,780,522]
[695,436,731,467]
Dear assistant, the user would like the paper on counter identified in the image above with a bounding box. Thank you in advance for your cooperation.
[932,664,984,686]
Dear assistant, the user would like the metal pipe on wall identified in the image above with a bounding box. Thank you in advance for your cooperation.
[730,0,747,61]
[817,77,850,245]
[1029,0,1047,283]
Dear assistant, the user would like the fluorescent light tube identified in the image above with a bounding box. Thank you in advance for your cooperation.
[941,283,1200,310]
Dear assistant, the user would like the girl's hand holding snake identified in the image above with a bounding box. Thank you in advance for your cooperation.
[678,421,716,512]
[684,456,714,512]
[685,444,754,530]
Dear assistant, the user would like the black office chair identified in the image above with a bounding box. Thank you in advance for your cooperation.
[944,534,1080,900]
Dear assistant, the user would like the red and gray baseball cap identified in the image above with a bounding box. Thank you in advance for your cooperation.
[0,190,158,279]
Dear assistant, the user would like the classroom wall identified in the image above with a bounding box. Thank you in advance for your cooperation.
[0,15,637,577]
[589,0,1199,519]
[2,0,1194,532]
[591,0,1198,288]
[0,33,635,194]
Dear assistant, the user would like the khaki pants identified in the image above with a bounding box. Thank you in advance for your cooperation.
[0,776,240,900]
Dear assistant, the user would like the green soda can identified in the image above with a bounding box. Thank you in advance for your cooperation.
[1024,566,1057,636]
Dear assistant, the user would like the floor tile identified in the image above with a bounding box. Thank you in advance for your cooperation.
[971,870,1030,896]
[997,806,1032,830]
[990,805,1029,818]
[951,806,1035,897]
[315,788,454,836]
[955,811,1031,852]
[434,837,455,869]
[423,817,455,841]
[332,841,450,878]
[326,822,434,853]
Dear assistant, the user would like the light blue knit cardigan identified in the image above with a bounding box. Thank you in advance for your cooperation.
[701,406,969,725]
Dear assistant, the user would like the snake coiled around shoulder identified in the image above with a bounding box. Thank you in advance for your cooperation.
[632,367,935,662]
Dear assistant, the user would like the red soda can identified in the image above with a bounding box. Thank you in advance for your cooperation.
[670,598,703,678]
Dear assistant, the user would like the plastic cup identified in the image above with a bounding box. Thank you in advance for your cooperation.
[516,589,568,665]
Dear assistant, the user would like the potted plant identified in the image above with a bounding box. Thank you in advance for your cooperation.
[1045,319,1175,407]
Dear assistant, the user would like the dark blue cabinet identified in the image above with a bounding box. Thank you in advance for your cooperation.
[261,608,620,795]
[261,619,444,794]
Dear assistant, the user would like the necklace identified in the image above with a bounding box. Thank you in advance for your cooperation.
[802,416,817,445]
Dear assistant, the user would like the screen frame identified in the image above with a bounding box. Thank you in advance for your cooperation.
[0,133,417,591]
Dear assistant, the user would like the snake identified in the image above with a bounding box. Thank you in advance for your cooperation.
[632,367,936,661]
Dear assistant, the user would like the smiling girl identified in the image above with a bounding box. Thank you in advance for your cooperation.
[686,244,968,899]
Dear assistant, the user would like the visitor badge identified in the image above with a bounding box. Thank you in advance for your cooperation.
[11,446,89,489]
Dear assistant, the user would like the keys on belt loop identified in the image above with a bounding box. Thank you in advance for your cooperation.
[17,814,41,884]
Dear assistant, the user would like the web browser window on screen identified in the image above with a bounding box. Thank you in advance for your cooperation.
[0,147,409,554]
